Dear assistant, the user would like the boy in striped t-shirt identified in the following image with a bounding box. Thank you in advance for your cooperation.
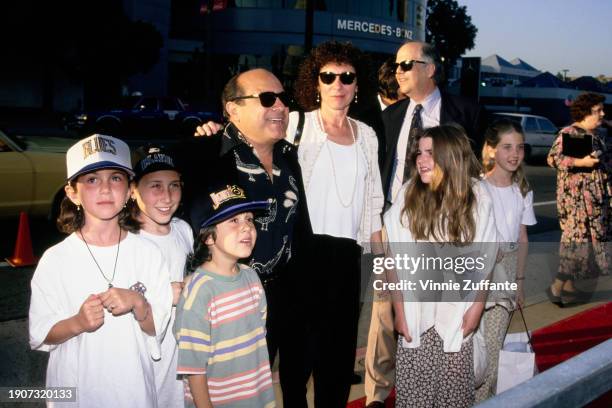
[174,185,275,407]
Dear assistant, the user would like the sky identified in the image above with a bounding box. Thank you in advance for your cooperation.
[456,0,612,78]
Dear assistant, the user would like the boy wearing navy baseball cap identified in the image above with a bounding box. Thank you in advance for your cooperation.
[173,185,275,408]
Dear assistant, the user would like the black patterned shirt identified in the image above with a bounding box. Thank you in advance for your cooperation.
[220,123,299,276]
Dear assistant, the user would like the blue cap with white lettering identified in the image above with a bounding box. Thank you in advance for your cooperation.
[134,146,179,181]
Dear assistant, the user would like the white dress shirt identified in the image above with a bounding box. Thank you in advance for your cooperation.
[389,88,442,203]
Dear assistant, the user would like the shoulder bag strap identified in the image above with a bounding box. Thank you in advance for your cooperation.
[293,110,305,146]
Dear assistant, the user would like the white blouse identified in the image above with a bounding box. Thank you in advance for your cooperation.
[307,138,367,240]
[384,181,498,352]
[286,110,384,247]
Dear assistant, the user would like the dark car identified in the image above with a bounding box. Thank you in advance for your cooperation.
[65,96,220,137]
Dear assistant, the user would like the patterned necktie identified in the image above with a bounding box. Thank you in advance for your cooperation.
[403,104,423,183]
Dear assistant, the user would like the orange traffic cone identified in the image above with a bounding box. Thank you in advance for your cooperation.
[6,211,38,267]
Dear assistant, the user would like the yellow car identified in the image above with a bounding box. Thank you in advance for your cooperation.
[0,129,72,220]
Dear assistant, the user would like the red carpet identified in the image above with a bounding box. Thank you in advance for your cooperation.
[347,303,612,407]
[530,302,612,407]
[531,302,612,372]
[346,389,395,408]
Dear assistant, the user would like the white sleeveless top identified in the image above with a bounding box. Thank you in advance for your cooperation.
[307,138,367,240]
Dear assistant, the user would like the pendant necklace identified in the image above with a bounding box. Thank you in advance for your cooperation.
[80,227,121,288]
[318,109,358,208]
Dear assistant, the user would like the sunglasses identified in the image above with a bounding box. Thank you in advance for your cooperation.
[229,91,290,108]
[393,60,428,73]
[318,71,357,85]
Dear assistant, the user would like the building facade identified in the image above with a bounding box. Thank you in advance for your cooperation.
[0,0,425,113]
[126,0,426,109]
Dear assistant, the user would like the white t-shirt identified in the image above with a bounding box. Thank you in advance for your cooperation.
[29,232,172,408]
[140,218,193,282]
[307,139,367,240]
[481,180,537,243]
[139,218,193,408]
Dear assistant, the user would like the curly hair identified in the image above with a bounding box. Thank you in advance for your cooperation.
[570,92,605,122]
[294,41,375,111]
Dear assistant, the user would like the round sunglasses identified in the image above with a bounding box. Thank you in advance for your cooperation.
[229,91,290,108]
[318,71,357,85]
[393,60,428,73]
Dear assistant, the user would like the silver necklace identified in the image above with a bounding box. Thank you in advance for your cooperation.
[318,109,358,208]
[80,227,121,288]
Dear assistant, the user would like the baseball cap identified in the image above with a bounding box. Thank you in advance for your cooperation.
[190,184,269,231]
[134,146,179,181]
[66,134,134,181]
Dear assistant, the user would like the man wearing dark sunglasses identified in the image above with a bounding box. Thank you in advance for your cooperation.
[173,68,313,407]
[364,41,486,408]
[380,41,486,206]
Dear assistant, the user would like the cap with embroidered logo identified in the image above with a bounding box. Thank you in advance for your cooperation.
[66,134,134,181]
[190,184,269,231]
[134,146,179,181]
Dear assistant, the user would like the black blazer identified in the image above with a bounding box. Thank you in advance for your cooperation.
[380,92,487,198]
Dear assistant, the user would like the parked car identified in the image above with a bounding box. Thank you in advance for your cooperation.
[0,128,72,220]
[65,96,220,137]
[492,113,559,161]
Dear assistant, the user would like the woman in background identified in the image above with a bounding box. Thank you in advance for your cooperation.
[547,92,611,305]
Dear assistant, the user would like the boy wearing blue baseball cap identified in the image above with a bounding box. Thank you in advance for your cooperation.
[174,185,275,407]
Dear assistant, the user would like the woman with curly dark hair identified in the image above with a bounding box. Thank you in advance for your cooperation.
[547,92,611,305]
[285,40,384,407]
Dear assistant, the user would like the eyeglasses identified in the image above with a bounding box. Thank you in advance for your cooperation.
[229,91,290,108]
[318,72,357,85]
[393,60,428,73]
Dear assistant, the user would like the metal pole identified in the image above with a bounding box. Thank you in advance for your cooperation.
[304,0,314,53]
[205,0,214,99]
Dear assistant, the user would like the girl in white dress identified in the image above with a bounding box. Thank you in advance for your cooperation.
[476,118,536,401]
[131,146,194,408]
[29,134,172,408]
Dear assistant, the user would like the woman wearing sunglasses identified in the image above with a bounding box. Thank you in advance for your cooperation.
[286,40,384,407]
